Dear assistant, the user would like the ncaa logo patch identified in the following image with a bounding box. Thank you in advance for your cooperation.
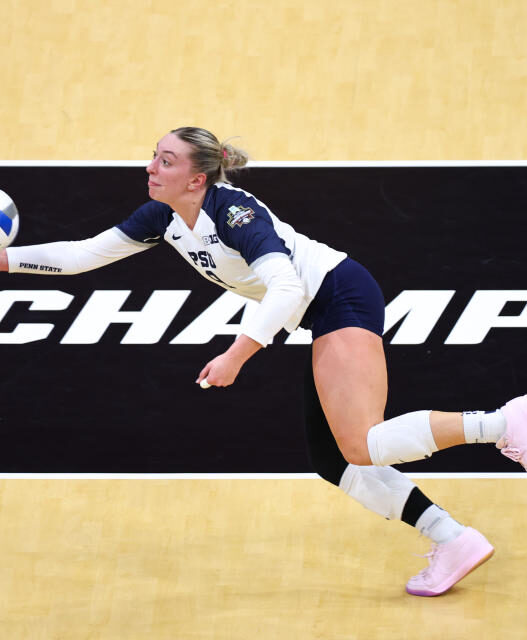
[227,205,255,228]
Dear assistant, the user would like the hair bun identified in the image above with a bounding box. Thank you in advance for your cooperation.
[221,142,249,170]
[171,127,249,187]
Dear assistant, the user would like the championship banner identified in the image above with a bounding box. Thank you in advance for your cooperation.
[0,164,526,473]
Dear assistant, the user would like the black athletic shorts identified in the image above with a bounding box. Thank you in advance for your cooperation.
[300,257,385,340]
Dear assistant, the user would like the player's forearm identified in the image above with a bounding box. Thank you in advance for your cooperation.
[4,229,150,275]
[6,241,80,274]
[225,333,262,365]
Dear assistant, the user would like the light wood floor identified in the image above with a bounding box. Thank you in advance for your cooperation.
[3,0,527,161]
[0,478,525,639]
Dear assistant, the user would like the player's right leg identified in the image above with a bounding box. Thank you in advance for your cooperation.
[303,358,494,596]
[312,324,527,472]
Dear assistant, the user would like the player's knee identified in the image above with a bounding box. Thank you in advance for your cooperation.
[336,417,381,466]
[338,436,372,466]
[342,448,371,466]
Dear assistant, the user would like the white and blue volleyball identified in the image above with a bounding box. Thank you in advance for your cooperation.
[0,190,20,249]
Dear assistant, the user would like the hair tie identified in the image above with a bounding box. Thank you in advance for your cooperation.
[223,149,228,159]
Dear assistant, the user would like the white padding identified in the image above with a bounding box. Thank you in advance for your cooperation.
[338,464,416,520]
[366,410,437,466]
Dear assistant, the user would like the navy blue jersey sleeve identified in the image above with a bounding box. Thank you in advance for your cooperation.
[210,188,290,265]
[116,201,173,244]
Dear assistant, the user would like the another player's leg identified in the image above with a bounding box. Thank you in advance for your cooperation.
[304,356,494,596]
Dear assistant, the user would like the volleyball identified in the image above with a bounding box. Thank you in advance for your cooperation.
[0,190,20,249]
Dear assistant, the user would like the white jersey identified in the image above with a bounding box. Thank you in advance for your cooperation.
[7,182,346,345]
[115,182,347,333]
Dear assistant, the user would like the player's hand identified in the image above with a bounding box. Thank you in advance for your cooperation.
[196,335,262,389]
[196,352,243,388]
[0,249,9,272]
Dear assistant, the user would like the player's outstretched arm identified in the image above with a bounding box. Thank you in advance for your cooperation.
[2,229,152,276]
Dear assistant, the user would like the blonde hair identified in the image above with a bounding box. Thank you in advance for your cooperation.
[171,127,249,187]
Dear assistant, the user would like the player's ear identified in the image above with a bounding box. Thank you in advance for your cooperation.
[188,172,207,191]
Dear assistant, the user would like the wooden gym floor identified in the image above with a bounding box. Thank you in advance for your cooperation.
[2,0,527,637]
[0,477,526,639]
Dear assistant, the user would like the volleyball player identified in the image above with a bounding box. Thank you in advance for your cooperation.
[2,126,526,597]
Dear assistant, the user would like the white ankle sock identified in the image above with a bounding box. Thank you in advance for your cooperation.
[463,409,506,444]
[415,505,465,544]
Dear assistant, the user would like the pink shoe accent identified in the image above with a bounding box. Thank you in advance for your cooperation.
[406,527,494,597]
[498,395,527,470]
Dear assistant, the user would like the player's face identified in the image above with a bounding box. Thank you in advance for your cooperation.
[146,133,205,205]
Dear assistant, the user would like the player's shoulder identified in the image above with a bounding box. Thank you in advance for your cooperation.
[117,200,173,244]
[126,200,174,230]
[203,182,254,212]
[131,199,173,219]
[201,183,287,260]
[203,182,271,228]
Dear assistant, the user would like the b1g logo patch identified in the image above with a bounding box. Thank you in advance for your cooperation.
[202,233,219,245]
[227,205,255,228]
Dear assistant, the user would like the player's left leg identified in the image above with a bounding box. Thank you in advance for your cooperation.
[312,326,519,469]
